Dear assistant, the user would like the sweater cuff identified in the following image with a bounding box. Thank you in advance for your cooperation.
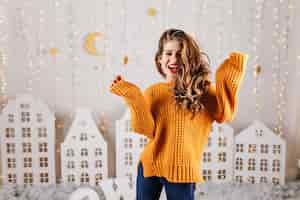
[109,79,136,98]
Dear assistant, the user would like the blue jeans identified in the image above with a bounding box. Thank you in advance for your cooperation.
[136,162,195,200]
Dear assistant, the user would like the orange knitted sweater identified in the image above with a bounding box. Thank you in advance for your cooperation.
[110,52,248,183]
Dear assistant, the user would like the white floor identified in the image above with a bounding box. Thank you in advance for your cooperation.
[1,181,300,200]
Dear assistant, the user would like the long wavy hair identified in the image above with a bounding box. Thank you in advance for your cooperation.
[155,28,211,118]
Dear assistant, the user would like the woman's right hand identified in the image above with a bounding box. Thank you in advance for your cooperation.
[110,75,123,88]
[109,75,141,98]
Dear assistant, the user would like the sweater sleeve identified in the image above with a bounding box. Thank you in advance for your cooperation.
[211,52,248,123]
[110,79,155,139]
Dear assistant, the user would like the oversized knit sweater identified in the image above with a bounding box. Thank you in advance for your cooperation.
[110,52,248,183]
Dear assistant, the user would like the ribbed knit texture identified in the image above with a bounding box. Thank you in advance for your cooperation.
[110,52,248,183]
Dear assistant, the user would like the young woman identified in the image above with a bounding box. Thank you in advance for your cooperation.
[110,28,248,200]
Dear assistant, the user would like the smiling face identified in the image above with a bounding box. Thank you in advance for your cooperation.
[158,40,182,82]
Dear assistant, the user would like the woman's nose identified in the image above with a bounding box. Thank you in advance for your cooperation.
[170,54,177,63]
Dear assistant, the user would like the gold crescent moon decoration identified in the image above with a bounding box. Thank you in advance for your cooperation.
[84,32,104,56]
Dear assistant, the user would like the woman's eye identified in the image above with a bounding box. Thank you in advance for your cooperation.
[166,53,172,56]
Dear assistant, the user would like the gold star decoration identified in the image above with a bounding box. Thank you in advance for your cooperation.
[49,48,58,56]
[123,55,129,65]
[147,7,157,17]
[254,64,262,77]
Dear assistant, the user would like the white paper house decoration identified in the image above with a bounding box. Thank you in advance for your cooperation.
[234,120,286,185]
[0,94,56,186]
[115,109,148,188]
[61,108,108,186]
[200,122,234,183]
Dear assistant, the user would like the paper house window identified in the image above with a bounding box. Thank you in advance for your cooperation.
[95,160,102,168]
[248,158,256,171]
[95,173,103,185]
[272,177,280,185]
[40,172,49,183]
[36,113,43,123]
[5,128,15,138]
[248,176,255,184]
[81,160,88,168]
[217,169,226,180]
[207,137,211,147]
[39,143,48,152]
[68,174,75,183]
[24,157,32,168]
[22,142,32,153]
[66,149,74,157]
[260,159,268,171]
[80,133,88,141]
[38,127,47,137]
[8,174,16,183]
[236,144,243,152]
[67,161,75,169]
[125,152,133,166]
[218,136,227,147]
[260,144,269,153]
[255,129,263,136]
[20,103,30,109]
[126,120,132,132]
[24,172,33,185]
[7,158,16,168]
[124,137,133,148]
[248,144,256,153]
[139,138,148,148]
[235,175,242,183]
[21,112,30,122]
[95,148,102,156]
[22,127,31,138]
[273,145,281,154]
[81,148,88,156]
[6,143,15,154]
[39,157,48,168]
[8,114,14,123]
[202,169,212,181]
[235,158,243,170]
[80,173,89,184]
[272,160,280,172]
[203,152,211,163]
[260,176,267,183]
[218,152,226,162]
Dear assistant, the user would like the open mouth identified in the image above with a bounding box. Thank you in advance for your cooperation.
[168,66,178,74]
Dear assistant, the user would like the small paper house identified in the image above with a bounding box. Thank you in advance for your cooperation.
[0,94,56,186]
[61,108,108,186]
[200,122,234,183]
[234,120,286,185]
[115,109,148,187]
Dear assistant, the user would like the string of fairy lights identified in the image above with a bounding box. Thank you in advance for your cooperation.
[252,0,265,116]
[0,0,8,111]
[271,0,293,136]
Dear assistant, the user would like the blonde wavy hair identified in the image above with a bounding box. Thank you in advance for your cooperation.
[155,28,211,117]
